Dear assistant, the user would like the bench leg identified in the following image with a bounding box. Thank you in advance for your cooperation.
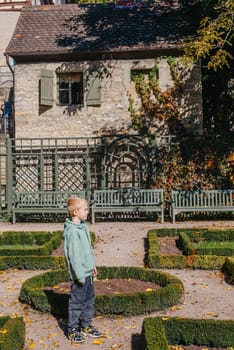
[12,210,16,224]
[91,209,95,224]
[172,210,176,224]
[161,207,164,224]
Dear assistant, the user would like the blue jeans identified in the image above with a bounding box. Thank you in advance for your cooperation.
[68,275,95,331]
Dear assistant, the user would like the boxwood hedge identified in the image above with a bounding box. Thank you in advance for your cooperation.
[0,316,25,350]
[146,228,233,269]
[19,267,184,316]
[141,317,234,349]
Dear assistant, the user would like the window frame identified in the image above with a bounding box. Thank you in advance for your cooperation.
[57,72,84,106]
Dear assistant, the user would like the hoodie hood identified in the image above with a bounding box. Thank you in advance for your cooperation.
[63,217,85,237]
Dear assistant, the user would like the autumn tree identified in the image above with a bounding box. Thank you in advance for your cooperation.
[183,0,233,71]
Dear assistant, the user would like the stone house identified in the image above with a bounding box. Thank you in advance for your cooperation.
[0,0,67,135]
[5,2,203,139]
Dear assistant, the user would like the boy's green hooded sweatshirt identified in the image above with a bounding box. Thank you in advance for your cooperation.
[63,218,95,284]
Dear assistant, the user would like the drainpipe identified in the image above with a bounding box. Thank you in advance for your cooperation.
[5,54,15,139]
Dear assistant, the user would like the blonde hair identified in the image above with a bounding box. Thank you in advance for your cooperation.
[67,196,87,216]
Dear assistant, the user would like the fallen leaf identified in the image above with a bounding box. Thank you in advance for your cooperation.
[170,306,181,311]
[205,312,218,317]
[0,328,8,335]
[27,340,35,349]
[52,340,60,347]
[92,338,103,345]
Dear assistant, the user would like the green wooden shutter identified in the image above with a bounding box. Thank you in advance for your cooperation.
[40,69,53,106]
[86,71,101,106]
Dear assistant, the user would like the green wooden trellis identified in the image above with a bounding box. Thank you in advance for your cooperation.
[0,135,160,216]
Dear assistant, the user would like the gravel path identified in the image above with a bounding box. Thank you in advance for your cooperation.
[0,220,233,350]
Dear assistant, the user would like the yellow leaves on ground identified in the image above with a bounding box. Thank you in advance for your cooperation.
[52,340,60,347]
[26,339,35,349]
[25,332,60,349]
[111,343,124,349]
[51,282,70,293]
[92,338,104,345]
[47,332,58,339]
[0,327,8,335]
[204,311,218,317]
[170,305,181,311]
[25,317,33,326]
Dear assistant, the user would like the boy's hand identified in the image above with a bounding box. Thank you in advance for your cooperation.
[93,267,97,277]
[77,280,85,286]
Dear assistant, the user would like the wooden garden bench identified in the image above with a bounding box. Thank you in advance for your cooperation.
[91,188,164,224]
[171,189,234,224]
[12,190,86,223]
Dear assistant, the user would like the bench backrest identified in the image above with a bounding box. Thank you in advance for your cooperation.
[92,189,163,207]
[15,191,86,208]
[172,190,234,208]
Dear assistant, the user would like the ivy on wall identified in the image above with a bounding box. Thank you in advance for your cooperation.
[128,58,185,137]
[129,58,233,196]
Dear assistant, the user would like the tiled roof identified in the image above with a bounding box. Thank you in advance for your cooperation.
[5,3,201,58]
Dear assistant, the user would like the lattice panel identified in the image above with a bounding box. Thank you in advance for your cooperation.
[105,136,149,189]
[58,156,86,191]
[88,154,102,190]
[43,156,53,190]
[14,156,39,191]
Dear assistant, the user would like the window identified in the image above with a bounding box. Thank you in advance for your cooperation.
[57,72,83,105]
[131,68,159,82]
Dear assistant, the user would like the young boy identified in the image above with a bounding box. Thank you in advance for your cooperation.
[63,196,101,344]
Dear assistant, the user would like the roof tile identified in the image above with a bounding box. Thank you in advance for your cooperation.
[5,3,201,57]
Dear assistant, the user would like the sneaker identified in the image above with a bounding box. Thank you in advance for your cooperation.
[68,329,85,343]
[81,324,102,338]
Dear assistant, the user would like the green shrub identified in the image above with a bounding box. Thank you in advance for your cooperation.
[0,256,66,270]
[0,230,95,271]
[185,255,226,269]
[140,317,168,350]
[0,231,62,256]
[20,267,184,316]
[177,230,234,256]
[0,316,25,350]
[163,317,234,347]
[141,317,234,349]
[146,228,234,269]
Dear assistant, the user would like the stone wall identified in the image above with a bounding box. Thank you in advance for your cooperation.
[0,12,19,106]
[14,57,203,138]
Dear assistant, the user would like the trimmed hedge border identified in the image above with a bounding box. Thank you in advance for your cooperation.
[0,231,62,256]
[141,316,234,349]
[177,230,234,256]
[0,230,95,270]
[0,316,25,350]
[0,255,66,270]
[19,267,184,316]
[146,228,234,269]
